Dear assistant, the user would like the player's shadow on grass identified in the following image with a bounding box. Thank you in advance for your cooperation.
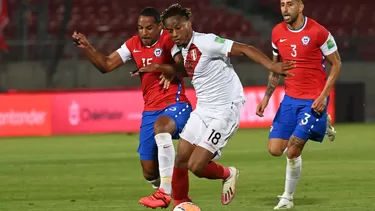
[258,196,323,206]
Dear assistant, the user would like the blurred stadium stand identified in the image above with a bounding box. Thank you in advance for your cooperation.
[4,0,259,59]
[4,0,374,60]
[0,0,374,121]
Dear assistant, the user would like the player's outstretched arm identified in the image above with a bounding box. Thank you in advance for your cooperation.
[72,32,123,74]
[172,53,189,77]
[156,53,188,89]
[230,42,295,76]
[264,55,282,100]
[256,55,281,117]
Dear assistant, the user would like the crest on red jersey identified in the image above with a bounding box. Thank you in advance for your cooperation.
[301,36,310,46]
[154,48,163,57]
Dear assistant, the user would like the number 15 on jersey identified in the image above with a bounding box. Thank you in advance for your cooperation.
[142,58,153,66]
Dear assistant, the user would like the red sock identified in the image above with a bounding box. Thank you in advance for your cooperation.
[200,161,231,180]
[172,167,189,200]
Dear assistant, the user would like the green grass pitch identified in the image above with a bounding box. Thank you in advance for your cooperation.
[0,124,374,211]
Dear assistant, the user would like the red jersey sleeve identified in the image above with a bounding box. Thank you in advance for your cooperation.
[316,25,330,47]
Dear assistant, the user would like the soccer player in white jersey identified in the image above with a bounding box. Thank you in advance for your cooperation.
[140,3,294,208]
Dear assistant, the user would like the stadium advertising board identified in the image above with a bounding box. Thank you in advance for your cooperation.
[51,91,144,134]
[0,87,334,137]
[0,94,52,136]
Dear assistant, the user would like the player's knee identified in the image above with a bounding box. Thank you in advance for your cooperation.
[154,116,176,135]
[268,146,284,157]
[287,136,305,159]
[175,138,195,168]
[267,140,287,157]
[286,148,301,159]
[286,144,302,159]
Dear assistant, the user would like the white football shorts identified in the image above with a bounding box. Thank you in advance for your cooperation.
[179,102,241,159]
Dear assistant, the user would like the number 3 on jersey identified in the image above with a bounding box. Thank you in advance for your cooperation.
[290,45,297,57]
[142,58,153,67]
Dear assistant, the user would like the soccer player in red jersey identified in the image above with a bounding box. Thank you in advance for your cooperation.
[73,8,192,208]
[256,0,341,209]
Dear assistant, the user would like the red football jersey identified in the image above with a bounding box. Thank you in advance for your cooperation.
[272,17,338,100]
[116,30,189,111]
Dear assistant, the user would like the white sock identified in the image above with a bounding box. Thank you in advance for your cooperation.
[155,133,175,195]
[284,156,302,198]
[147,178,160,189]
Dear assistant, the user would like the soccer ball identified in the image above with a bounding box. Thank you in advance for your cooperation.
[173,202,201,211]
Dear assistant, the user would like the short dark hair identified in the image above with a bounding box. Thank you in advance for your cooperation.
[139,7,161,24]
[161,4,192,23]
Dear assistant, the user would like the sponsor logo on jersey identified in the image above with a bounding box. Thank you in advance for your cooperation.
[154,48,163,57]
[301,36,310,45]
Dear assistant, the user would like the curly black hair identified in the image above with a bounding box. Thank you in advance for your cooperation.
[161,4,192,23]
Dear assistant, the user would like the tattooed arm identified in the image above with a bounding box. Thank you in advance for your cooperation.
[256,55,281,117]
[264,55,281,100]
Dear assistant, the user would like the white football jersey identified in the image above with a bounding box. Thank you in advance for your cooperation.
[172,32,246,107]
